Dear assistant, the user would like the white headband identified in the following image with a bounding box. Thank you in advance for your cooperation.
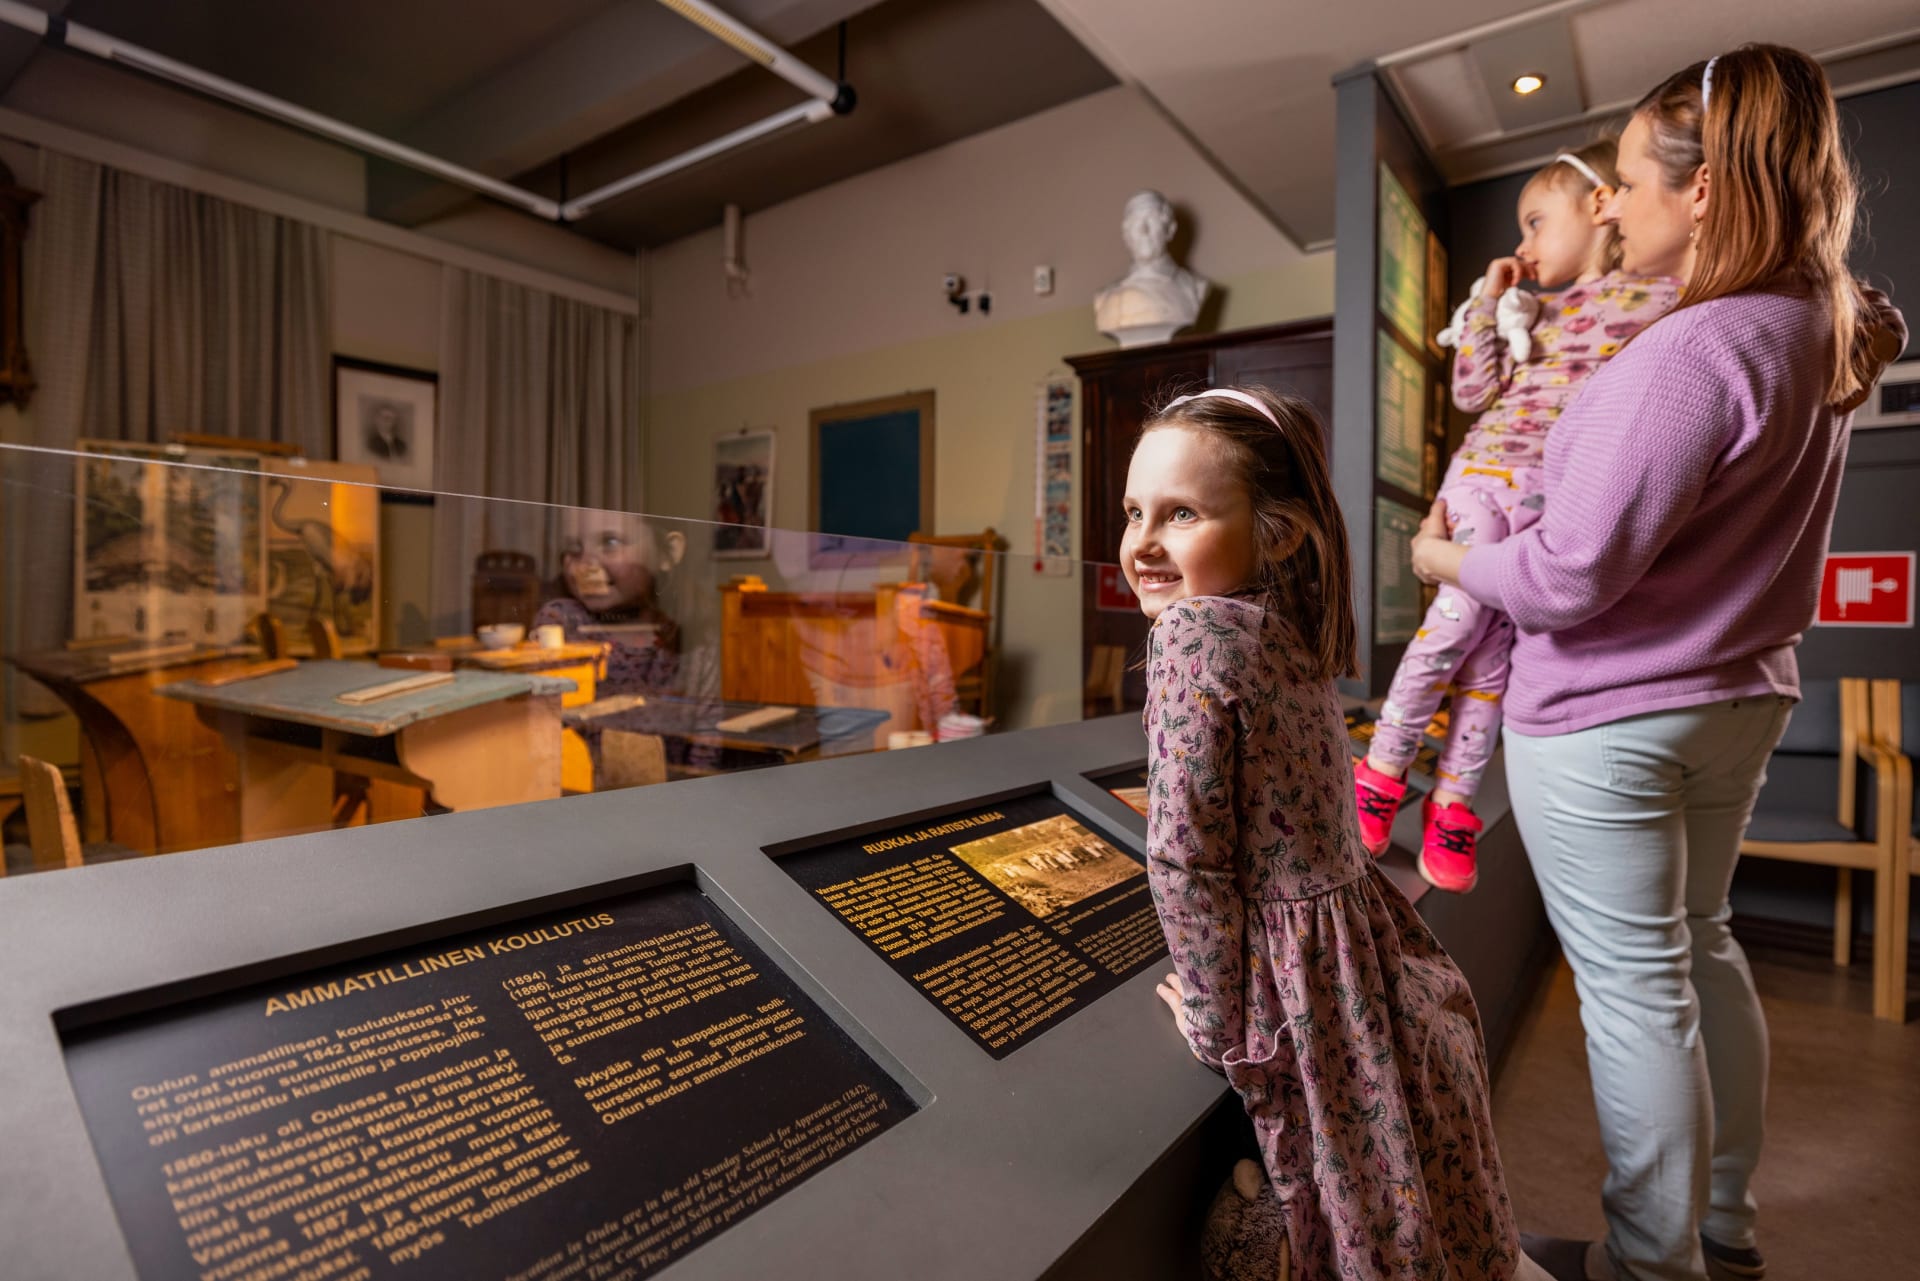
[1701,54,1720,110]
[1164,388,1280,428]
[1555,152,1607,190]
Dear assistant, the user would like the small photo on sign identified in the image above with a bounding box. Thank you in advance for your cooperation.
[953,814,1143,918]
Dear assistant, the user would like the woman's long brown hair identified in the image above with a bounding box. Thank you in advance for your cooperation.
[1636,44,1874,406]
[1141,386,1358,681]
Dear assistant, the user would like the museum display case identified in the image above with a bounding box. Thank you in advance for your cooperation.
[0,440,1548,1281]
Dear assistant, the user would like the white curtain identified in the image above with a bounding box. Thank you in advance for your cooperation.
[428,267,637,635]
[3,149,330,710]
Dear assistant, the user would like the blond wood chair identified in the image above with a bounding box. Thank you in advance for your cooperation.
[600,731,668,789]
[1868,679,1913,1021]
[18,754,84,872]
[1739,679,1906,1020]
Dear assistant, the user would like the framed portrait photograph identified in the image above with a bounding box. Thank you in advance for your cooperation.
[713,430,775,559]
[334,357,437,492]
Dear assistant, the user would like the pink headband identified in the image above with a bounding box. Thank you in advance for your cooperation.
[1163,388,1280,428]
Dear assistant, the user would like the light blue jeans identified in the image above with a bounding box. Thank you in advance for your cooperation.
[1503,695,1793,1281]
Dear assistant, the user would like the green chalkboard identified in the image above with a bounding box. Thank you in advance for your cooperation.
[809,391,935,563]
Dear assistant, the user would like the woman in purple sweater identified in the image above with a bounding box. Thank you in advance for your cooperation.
[1411,45,1906,1281]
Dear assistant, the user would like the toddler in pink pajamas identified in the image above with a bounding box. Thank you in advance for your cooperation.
[1355,140,1680,892]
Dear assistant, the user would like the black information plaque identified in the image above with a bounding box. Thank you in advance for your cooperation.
[62,882,915,1281]
[775,791,1167,1059]
[1088,763,1150,819]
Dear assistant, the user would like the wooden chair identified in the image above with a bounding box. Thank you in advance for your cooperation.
[18,753,84,872]
[307,617,344,659]
[907,529,1005,721]
[1739,679,1907,1020]
[473,551,542,629]
[1083,644,1127,718]
[1867,679,1914,1020]
[255,611,289,659]
[600,731,668,789]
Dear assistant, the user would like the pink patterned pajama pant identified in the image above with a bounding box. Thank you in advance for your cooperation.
[1371,463,1544,801]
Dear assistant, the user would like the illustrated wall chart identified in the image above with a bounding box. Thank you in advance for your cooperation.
[63,882,915,1281]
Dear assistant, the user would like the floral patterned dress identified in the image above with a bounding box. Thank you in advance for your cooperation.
[1145,595,1522,1280]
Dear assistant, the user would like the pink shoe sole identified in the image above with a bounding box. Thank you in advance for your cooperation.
[1417,848,1478,894]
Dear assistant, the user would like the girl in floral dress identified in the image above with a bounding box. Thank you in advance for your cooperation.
[1125,386,1548,1280]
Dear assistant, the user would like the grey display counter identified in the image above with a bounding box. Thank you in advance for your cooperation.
[0,713,1547,1281]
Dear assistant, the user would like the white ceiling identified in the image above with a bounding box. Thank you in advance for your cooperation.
[1039,0,1920,246]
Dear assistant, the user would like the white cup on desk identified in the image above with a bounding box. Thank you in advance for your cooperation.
[533,624,566,651]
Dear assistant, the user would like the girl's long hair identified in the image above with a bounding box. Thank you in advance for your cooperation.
[1141,386,1358,681]
[1636,43,1874,406]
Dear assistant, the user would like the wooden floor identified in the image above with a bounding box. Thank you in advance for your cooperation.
[1492,946,1920,1277]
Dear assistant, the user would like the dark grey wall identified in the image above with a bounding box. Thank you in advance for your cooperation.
[1441,80,1920,947]
[1443,80,1918,346]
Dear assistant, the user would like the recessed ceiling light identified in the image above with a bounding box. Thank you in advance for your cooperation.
[1512,73,1546,96]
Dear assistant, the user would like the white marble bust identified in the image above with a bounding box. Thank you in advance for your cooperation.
[1094,190,1210,348]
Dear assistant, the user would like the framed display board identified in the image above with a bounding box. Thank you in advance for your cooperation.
[1375,336,1427,495]
[808,391,934,567]
[771,787,1166,1059]
[1376,162,1428,350]
[263,459,381,653]
[62,879,915,1281]
[1373,497,1425,644]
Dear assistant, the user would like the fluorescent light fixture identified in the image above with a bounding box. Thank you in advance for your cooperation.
[0,0,854,226]
[1512,73,1546,95]
[562,98,834,221]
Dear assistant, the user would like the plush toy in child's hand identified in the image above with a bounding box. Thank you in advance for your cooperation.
[1495,285,1542,364]
[1434,274,1541,365]
[1201,1159,1290,1281]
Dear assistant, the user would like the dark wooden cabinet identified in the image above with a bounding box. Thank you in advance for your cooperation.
[1067,317,1333,711]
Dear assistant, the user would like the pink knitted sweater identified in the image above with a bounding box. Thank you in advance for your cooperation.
[1458,287,1907,735]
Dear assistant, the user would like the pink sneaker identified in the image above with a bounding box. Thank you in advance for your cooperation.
[1418,799,1483,893]
[1353,758,1407,856]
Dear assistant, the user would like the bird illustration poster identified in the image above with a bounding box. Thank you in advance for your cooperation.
[263,460,380,654]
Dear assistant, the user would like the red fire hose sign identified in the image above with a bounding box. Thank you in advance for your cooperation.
[1815,552,1914,627]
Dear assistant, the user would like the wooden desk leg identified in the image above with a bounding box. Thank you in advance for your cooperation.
[397,695,563,812]
[211,720,336,843]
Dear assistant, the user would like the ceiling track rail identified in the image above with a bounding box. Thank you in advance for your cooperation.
[0,0,854,225]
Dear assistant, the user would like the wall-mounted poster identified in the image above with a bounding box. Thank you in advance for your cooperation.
[1425,230,1452,358]
[263,459,381,653]
[1377,163,1428,350]
[808,390,934,567]
[713,430,774,559]
[334,357,437,492]
[1035,378,1074,572]
[73,442,263,644]
[1375,337,1427,495]
[1374,497,1424,644]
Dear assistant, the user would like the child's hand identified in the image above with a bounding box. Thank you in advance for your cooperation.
[1484,256,1535,295]
[1156,972,1202,1052]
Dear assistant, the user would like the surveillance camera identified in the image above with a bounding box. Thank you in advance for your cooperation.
[942,273,964,296]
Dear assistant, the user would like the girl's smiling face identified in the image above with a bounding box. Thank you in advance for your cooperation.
[1120,425,1259,619]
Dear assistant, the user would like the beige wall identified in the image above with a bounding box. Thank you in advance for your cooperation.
[642,86,1336,728]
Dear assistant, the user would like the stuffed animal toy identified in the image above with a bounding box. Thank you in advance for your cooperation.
[1200,1159,1290,1281]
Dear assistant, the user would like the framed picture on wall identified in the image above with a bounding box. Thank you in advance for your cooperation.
[807,391,935,568]
[713,429,774,559]
[334,357,436,492]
